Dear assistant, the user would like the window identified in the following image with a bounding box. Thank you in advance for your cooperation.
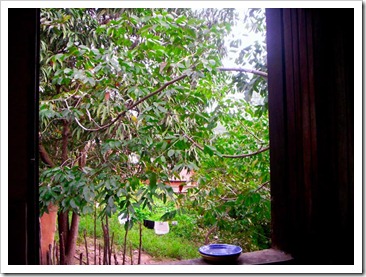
[6,7,357,270]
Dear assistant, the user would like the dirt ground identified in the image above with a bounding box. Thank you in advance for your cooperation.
[73,238,173,265]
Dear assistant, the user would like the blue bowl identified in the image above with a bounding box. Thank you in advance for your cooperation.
[199,244,242,262]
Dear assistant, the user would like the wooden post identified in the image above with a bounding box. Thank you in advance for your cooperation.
[83,230,89,265]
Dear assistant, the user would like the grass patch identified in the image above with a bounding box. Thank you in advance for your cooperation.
[78,212,201,260]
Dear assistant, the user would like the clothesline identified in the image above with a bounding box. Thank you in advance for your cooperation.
[118,214,176,235]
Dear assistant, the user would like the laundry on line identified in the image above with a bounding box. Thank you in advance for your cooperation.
[143,220,172,235]
[154,221,169,235]
[143,219,155,229]
[118,214,129,225]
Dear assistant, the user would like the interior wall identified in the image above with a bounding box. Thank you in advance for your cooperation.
[266,8,354,264]
[8,8,40,265]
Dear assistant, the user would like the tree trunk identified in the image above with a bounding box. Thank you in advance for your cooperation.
[66,212,80,264]
[138,222,142,264]
[40,119,91,265]
[58,210,80,265]
[57,120,81,265]
[122,214,130,265]
[94,204,97,265]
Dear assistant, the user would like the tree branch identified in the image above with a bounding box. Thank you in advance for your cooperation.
[61,120,70,164]
[254,181,270,192]
[66,67,267,133]
[41,118,65,135]
[183,133,204,151]
[85,108,101,128]
[74,74,188,132]
[240,122,266,145]
[183,133,269,159]
[221,146,269,159]
[77,141,93,168]
[205,225,218,245]
[39,142,56,168]
[131,74,188,110]
[218,67,268,78]
[41,83,81,103]
[220,196,236,201]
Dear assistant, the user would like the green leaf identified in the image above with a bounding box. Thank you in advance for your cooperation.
[70,198,78,209]
[157,105,167,113]
[203,145,216,156]
[149,172,157,188]
[160,155,166,163]
[82,206,93,214]
[66,39,74,48]
[160,210,177,221]
[124,219,134,231]
[167,149,175,157]
[176,16,187,25]
[108,196,114,207]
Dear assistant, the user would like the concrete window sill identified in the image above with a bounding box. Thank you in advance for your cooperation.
[156,249,293,265]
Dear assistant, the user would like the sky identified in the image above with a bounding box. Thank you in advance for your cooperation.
[221,9,265,68]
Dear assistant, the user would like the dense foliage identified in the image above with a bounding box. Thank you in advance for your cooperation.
[40,8,230,216]
[181,102,270,250]
[169,9,270,251]
[38,8,269,261]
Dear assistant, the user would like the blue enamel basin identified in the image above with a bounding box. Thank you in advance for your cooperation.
[198,244,242,262]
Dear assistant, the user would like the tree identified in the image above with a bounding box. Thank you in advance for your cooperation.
[160,8,270,251]
[39,8,268,264]
[39,8,234,264]
[179,100,271,251]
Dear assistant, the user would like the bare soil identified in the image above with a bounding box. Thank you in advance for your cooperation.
[73,237,174,265]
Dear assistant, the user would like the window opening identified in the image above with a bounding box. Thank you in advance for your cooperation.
[38,8,269,265]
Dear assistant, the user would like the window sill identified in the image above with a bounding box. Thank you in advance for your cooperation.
[156,248,293,265]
